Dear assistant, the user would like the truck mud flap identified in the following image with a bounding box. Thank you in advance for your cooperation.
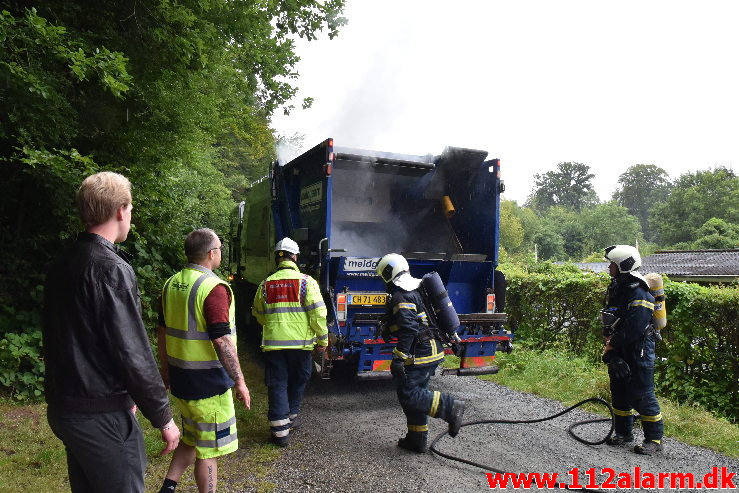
[441,365,499,377]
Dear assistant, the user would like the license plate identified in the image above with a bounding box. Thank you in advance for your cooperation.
[349,293,387,305]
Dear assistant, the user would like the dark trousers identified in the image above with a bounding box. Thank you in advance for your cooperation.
[610,365,664,441]
[263,349,312,433]
[395,363,454,429]
[47,407,146,493]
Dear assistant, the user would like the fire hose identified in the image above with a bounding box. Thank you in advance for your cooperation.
[429,397,615,492]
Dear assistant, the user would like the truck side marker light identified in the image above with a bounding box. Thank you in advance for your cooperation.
[486,294,495,313]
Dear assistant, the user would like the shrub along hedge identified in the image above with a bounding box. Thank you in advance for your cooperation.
[1,261,736,422]
[502,262,738,422]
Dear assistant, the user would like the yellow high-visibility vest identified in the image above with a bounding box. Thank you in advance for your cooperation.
[163,264,236,371]
[252,261,328,351]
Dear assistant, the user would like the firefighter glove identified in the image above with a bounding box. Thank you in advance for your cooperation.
[605,355,631,381]
[390,358,407,384]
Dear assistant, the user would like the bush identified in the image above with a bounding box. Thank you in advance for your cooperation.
[502,262,738,421]
[0,287,45,400]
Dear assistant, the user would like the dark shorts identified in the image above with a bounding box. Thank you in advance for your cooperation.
[47,407,146,493]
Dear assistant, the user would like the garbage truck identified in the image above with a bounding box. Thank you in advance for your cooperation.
[228,138,513,378]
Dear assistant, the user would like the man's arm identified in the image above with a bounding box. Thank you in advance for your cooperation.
[609,288,654,350]
[212,335,250,408]
[390,290,420,359]
[204,284,250,408]
[156,325,169,388]
[251,282,266,326]
[100,264,179,455]
[305,277,328,348]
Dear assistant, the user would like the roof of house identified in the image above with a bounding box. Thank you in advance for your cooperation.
[641,249,739,278]
[574,249,739,282]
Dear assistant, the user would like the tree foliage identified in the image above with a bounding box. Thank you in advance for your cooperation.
[652,167,739,246]
[527,161,598,212]
[693,218,739,249]
[0,1,346,399]
[612,164,671,241]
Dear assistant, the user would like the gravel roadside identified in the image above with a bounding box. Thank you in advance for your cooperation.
[260,372,737,493]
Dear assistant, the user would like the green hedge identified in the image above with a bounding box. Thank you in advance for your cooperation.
[502,263,738,421]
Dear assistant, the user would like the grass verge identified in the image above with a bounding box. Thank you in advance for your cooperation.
[0,348,282,493]
[444,347,738,458]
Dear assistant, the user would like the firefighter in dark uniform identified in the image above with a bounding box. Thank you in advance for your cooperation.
[376,253,466,453]
[601,245,664,455]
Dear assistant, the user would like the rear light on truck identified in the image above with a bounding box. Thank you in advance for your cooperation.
[337,294,347,321]
[486,294,496,313]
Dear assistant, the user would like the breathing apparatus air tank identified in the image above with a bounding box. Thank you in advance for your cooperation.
[644,272,667,330]
[421,271,460,334]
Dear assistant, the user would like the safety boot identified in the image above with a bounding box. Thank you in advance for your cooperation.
[445,399,466,438]
[270,433,289,448]
[397,431,428,453]
[634,440,663,455]
[605,433,634,446]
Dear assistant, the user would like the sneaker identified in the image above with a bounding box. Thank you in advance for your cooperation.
[605,433,634,446]
[447,399,466,438]
[289,415,301,431]
[270,434,289,448]
[634,440,663,455]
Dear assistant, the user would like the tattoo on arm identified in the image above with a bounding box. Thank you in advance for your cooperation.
[212,336,244,383]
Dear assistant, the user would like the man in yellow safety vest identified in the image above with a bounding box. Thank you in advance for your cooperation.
[252,237,328,447]
[157,228,251,493]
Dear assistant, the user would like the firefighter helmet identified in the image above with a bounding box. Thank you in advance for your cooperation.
[604,245,642,273]
[274,237,300,255]
[376,253,409,283]
[376,253,421,291]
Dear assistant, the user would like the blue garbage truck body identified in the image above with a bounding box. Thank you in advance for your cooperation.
[228,138,512,378]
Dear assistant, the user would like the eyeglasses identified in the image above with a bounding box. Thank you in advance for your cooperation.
[210,245,224,252]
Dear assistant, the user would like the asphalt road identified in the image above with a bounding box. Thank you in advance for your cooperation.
[263,371,737,493]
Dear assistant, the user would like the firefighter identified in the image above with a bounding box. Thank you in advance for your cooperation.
[601,245,664,455]
[376,253,466,453]
[252,238,328,446]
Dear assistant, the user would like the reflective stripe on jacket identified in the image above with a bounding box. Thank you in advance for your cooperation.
[252,260,328,351]
[162,264,235,399]
[388,286,445,367]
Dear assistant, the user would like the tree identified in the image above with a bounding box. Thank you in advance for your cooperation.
[0,1,347,322]
[532,228,566,261]
[539,207,587,258]
[692,218,739,249]
[612,164,671,241]
[499,200,525,254]
[580,202,644,257]
[652,167,739,246]
[527,162,598,212]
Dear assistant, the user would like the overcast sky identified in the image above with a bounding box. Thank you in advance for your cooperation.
[270,0,739,204]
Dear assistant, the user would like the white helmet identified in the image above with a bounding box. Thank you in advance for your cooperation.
[376,253,421,291]
[274,237,300,255]
[604,245,642,273]
[376,253,409,283]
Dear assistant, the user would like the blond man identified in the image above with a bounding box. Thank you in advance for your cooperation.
[43,172,180,493]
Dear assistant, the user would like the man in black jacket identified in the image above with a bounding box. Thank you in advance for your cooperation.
[376,253,465,453]
[43,172,180,493]
[601,245,664,455]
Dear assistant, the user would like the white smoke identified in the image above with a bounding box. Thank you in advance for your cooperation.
[276,134,305,166]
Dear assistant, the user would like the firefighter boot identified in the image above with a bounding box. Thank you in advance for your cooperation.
[634,440,663,455]
[397,431,428,453]
[605,433,634,446]
[444,399,466,438]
